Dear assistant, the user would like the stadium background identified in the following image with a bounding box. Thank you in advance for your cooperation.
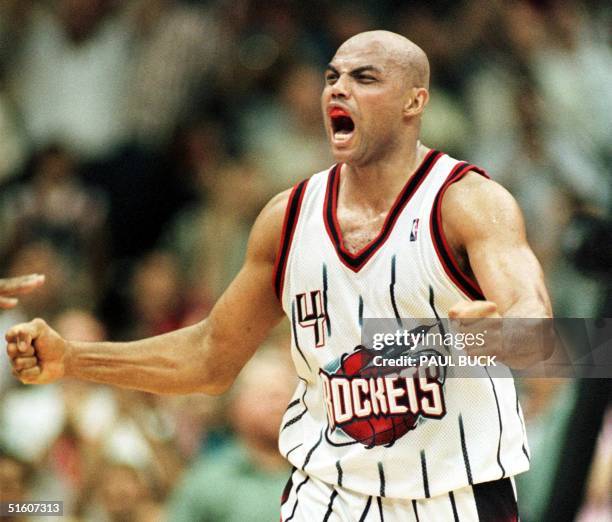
[0,0,609,520]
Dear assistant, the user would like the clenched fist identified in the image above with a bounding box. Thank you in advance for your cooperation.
[449,300,503,359]
[5,318,68,384]
[447,300,552,369]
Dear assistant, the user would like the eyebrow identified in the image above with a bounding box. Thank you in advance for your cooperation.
[325,64,383,75]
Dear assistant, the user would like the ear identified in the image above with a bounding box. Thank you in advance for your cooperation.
[403,87,429,117]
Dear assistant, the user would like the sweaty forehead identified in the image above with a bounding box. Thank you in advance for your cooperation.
[330,31,429,87]
[331,40,397,71]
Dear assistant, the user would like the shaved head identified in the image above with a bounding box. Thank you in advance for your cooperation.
[334,30,430,89]
[323,30,431,166]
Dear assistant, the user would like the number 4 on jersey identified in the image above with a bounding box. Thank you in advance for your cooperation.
[296,291,327,347]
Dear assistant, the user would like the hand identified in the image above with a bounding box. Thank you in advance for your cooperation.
[0,274,45,309]
[5,318,68,384]
[448,300,501,321]
[450,301,555,369]
[449,300,503,359]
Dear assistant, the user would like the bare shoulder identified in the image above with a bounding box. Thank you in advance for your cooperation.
[441,171,526,242]
[247,188,292,263]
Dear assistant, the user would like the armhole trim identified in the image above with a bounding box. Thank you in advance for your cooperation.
[429,164,490,301]
[273,179,309,302]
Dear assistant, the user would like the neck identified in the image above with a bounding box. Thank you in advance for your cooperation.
[340,141,428,212]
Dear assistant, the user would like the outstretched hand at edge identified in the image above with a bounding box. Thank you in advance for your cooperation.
[0,274,45,309]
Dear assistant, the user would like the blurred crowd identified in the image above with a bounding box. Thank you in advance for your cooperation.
[0,0,610,521]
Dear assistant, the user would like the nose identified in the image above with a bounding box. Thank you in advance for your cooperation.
[330,73,351,99]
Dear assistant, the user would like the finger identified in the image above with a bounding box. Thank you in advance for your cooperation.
[6,319,46,344]
[14,356,38,371]
[7,342,18,358]
[0,296,19,308]
[449,300,497,317]
[17,366,41,382]
[0,274,45,296]
[456,315,500,326]
[18,332,33,354]
[7,343,34,358]
[449,301,497,319]
[6,328,35,354]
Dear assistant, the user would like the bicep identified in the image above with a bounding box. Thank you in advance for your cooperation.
[204,255,285,371]
[444,174,552,316]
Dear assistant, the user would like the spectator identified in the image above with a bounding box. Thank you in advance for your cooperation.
[0,449,34,522]
[576,408,612,521]
[83,461,160,522]
[9,0,130,161]
[0,145,109,295]
[239,61,334,192]
[127,250,188,338]
[161,158,267,301]
[167,347,295,522]
[125,0,222,149]
[3,241,72,318]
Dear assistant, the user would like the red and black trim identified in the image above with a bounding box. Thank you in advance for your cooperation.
[430,163,490,300]
[324,149,442,272]
[273,179,309,301]
[280,468,296,506]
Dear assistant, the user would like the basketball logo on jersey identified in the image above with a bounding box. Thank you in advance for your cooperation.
[320,343,447,448]
[296,290,327,347]
[410,218,420,241]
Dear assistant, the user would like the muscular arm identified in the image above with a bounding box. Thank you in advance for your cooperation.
[6,190,291,395]
[443,172,553,366]
[443,172,552,317]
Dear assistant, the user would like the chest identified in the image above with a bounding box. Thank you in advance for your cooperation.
[335,205,389,254]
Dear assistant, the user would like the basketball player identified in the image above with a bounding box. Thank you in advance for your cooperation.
[6,31,551,520]
[0,274,45,309]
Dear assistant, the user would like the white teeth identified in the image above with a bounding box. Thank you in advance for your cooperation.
[334,130,353,142]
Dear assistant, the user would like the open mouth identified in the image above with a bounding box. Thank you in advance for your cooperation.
[329,108,355,142]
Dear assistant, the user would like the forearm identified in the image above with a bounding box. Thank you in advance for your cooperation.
[64,321,226,395]
[502,290,552,319]
[498,295,554,368]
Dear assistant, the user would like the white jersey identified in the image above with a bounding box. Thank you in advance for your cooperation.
[274,149,530,500]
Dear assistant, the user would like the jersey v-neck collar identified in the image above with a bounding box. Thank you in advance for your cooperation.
[323,149,442,272]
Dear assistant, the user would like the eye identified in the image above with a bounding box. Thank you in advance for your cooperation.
[357,75,376,83]
[325,73,338,85]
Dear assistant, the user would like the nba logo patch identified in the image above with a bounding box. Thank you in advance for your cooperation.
[410,218,420,241]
